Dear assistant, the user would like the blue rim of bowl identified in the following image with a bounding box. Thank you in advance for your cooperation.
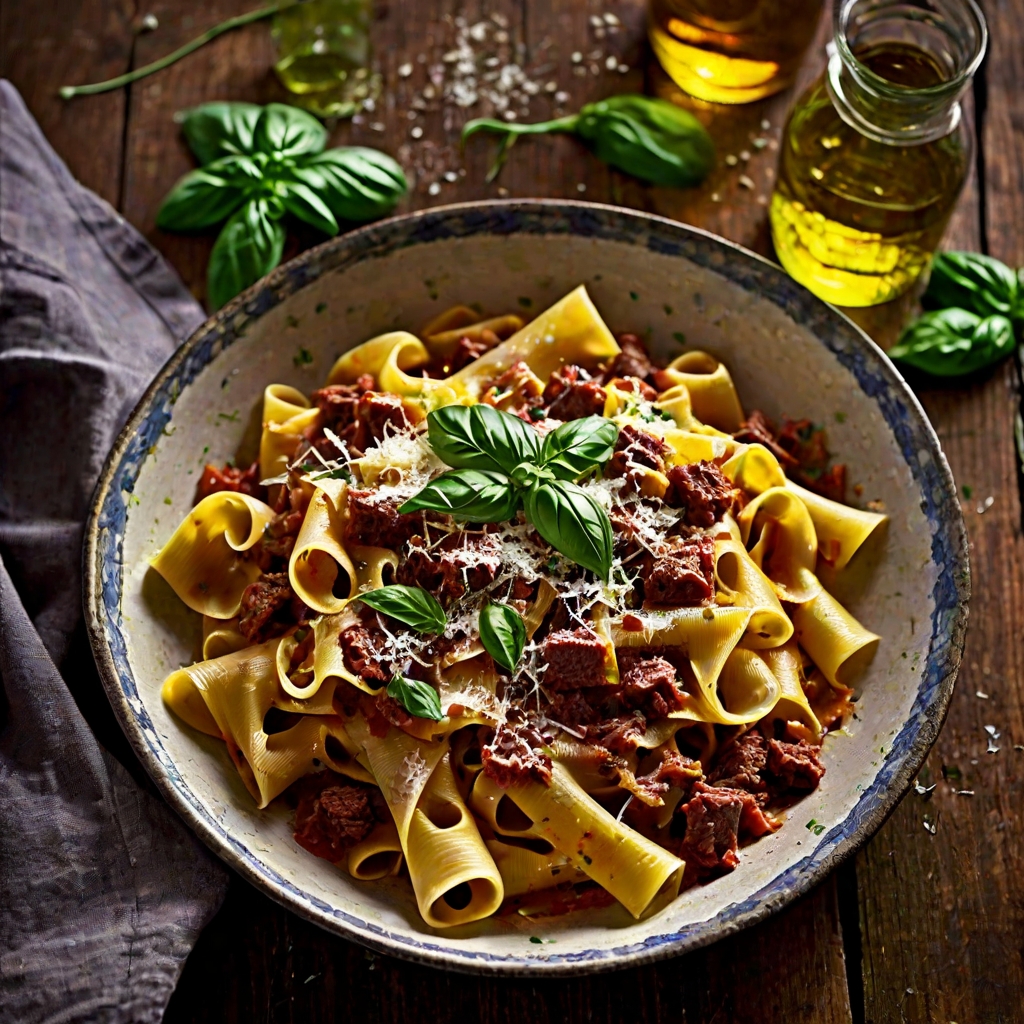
[84,199,969,976]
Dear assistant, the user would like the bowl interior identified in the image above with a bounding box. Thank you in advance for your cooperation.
[91,203,965,973]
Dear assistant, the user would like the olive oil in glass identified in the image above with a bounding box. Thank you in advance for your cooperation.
[648,0,825,104]
[770,0,987,307]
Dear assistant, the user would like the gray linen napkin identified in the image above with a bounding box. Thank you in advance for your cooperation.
[0,80,229,1023]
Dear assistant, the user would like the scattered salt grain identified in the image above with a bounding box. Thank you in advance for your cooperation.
[410,125,423,139]
[444,171,459,182]
[976,495,995,514]
[976,690,989,699]
[571,51,583,63]
[398,62,413,77]
[725,154,738,166]
[617,63,629,73]
[606,55,619,70]
[141,13,158,31]
[739,149,751,161]
[577,183,587,192]
[761,118,771,130]
[738,174,755,189]
[428,182,441,196]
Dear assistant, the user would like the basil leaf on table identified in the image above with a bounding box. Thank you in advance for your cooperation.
[291,148,408,222]
[398,469,519,521]
[923,252,1020,320]
[539,416,619,480]
[386,676,444,721]
[427,404,541,475]
[479,602,527,674]
[523,479,614,580]
[252,102,327,159]
[207,198,286,311]
[889,308,1016,377]
[278,180,340,236]
[182,101,264,165]
[156,167,247,231]
[358,584,447,634]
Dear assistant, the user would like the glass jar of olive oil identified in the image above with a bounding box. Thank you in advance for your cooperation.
[648,0,825,104]
[770,0,987,307]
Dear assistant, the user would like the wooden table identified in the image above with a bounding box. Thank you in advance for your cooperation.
[3,1,1022,1020]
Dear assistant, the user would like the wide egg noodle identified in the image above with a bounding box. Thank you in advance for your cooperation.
[150,492,275,618]
[787,480,888,571]
[761,641,823,740]
[714,535,794,648]
[288,485,357,615]
[485,839,585,897]
[656,350,744,432]
[347,822,404,880]
[202,615,248,660]
[792,586,881,689]
[713,647,782,725]
[259,383,320,481]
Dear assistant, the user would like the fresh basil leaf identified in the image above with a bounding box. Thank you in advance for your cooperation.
[923,252,1020,320]
[278,179,339,236]
[182,102,264,165]
[206,198,286,310]
[427,404,541,475]
[398,469,519,521]
[889,308,1015,377]
[386,675,444,721]
[292,147,408,222]
[523,479,613,579]
[358,584,447,633]
[479,602,526,674]
[253,103,327,159]
[156,167,247,231]
[539,416,619,480]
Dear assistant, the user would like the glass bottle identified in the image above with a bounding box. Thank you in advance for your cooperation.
[648,0,825,104]
[770,0,986,307]
[272,0,380,119]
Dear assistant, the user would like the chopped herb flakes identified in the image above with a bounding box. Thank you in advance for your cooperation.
[293,347,314,367]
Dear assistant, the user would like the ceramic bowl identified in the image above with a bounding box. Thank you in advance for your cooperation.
[85,200,969,975]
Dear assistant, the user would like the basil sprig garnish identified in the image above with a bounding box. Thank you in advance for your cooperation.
[399,407,618,579]
[463,94,714,187]
[386,676,444,722]
[922,252,1021,320]
[358,585,447,634]
[157,102,407,309]
[479,602,527,674]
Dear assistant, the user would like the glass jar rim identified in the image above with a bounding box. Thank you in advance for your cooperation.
[833,0,987,100]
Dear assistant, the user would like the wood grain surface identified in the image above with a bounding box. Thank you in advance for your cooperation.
[3,1,1021,1021]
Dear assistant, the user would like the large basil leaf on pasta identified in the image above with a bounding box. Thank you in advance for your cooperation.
[479,602,526,674]
[358,585,447,634]
[539,416,619,480]
[386,676,444,721]
[207,198,286,310]
[399,469,519,521]
[523,479,613,579]
[290,148,408,223]
[182,101,264,165]
[156,167,248,231]
[253,103,327,159]
[427,404,541,475]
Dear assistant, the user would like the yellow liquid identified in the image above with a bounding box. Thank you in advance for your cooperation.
[770,45,969,307]
[648,0,824,104]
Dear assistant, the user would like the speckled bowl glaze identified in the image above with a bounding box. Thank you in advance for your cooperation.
[85,200,969,975]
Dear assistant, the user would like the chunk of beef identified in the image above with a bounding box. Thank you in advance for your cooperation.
[767,739,826,792]
[543,365,607,421]
[345,490,422,550]
[776,417,847,503]
[310,379,409,455]
[238,573,307,643]
[310,376,375,429]
[293,774,376,862]
[708,730,768,795]
[258,488,308,567]
[481,360,545,419]
[542,627,609,690]
[395,532,502,607]
[605,333,658,382]
[450,331,498,372]
[481,711,553,787]
[642,535,716,608]
[197,460,263,501]
[665,461,737,528]
[588,711,647,756]
[339,620,389,685]
[608,424,669,479]
[617,649,689,718]
[606,376,659,402]
[625,750,702,806]
[356,392,410,451]
[678,781,744,872]
[545,689,598,729]
[733,410,799,469]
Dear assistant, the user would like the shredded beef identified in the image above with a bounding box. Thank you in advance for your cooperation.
[293,774,377,862]
[608,424,669,479]
[258,488,308,567]
[339,620,389,685]
[733,410,800,472]
[627,750,702,806]
[546,689,598,729]
[617,649,689,718]
[345,490,422,549]
[543,365,607,421]
[588,711,647,756]
[678,782,744,872]
[197,460,263,501]
[310,380,409,455]
[665,461,737,528]
[481,360,545,418]
[449,332,498,372]
[542,627,608,690]
[708,730,768,795]
[238,573,308,643]
[604,333,658,382]
[395,532,502,607]
[482,711,553,787]
[642,535,716,607]
[767,739,826,791]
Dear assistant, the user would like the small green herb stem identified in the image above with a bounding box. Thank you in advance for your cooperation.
[59,3,290,99]
[462,114,581,142]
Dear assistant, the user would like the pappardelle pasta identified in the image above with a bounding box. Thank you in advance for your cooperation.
[155,285,885,927]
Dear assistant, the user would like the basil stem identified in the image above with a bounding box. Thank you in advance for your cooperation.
[357,585,447,634]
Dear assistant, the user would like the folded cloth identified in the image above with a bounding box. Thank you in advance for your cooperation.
[0,80,228,1024]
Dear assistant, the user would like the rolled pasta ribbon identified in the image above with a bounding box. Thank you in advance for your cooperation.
[349,544,399,592]
[420,304,480,338]
[761,641,823,740]
[658,351,744,432]
[259,384,319,481]
[714,647,783,725]
[787,481,888,571]
[550,738,637,794]
[275,630,317,700]
[653,383,699,429]
[660,427,731,466]
[722,443,787,495]
[739,486,821,605]
[469,770,545,837]
[288,486,356,615]
[202,615,248,660]
[161,668,220,736]
[423,314,525,353]
[401,753,503,927]
[792,587,881,688]
[150,491,275,618]
[485,838,585,897]
[501,763,685,919]
[450,285,620,398]
[326,330,430,385]
[347,821,404,881]
[376,332,462,406]
[714,536,793,648]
